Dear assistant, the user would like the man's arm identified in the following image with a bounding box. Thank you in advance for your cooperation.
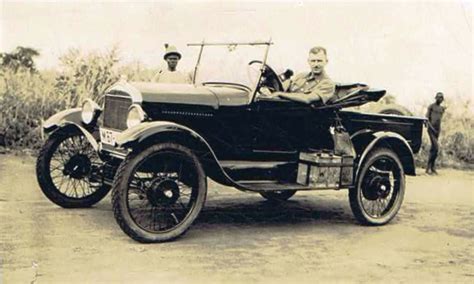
[307,79,336,104]
[277,92,316,104]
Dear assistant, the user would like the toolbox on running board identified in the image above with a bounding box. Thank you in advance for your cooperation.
[296,151,354,188]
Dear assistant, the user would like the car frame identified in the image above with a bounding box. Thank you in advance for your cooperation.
[36,40,425,243]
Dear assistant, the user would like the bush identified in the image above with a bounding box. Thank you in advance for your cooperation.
[0,48,124,149]
[0,46,473,170]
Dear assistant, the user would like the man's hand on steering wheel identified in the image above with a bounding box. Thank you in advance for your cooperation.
[248,60,284,93]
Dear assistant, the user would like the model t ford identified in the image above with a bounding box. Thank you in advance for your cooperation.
[36,41,424,242]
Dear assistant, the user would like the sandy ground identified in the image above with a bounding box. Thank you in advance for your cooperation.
[0,154,473,283]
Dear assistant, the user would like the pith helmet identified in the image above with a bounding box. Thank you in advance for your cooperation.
[435,92,444,99]
[164,44,182,60]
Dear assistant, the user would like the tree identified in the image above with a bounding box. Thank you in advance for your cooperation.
[0,46,40,72]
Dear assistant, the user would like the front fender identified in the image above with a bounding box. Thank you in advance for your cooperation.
[43,108,83,133]
[356,131,416,177]
[43,108,99,151]
[115,121,204,148]
[114,121,261,192]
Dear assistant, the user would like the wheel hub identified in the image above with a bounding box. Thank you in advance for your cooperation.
[146,178,180,207]
[63,154,91,179]
[363,175,391,200]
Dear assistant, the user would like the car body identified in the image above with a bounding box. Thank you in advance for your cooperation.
[36,41,425,242]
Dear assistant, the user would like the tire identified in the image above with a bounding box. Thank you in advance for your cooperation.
[349,148,405,225]
[112,143,207,243]
[260,190,296,201]
[376,104,413,116]
[36,128,110,208]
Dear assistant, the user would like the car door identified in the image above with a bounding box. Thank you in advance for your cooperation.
[250,97,333,155]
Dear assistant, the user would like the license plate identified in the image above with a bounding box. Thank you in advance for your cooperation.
[100,128,120,146]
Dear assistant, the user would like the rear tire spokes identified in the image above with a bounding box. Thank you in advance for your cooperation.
[361,156,401,218]
[49,135,102,199]
[127,151,197,233]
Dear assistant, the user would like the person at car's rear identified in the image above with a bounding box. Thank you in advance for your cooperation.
[425,92,446,175]
[280,46,335,104]
[153,44,192,84]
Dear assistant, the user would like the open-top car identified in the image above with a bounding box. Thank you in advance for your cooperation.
[36,41,424,243]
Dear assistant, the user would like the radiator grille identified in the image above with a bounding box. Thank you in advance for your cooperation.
[103,95,132,130]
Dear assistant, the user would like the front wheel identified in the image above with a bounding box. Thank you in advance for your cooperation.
[112,143,207,243]
[349,148,405,225]
[36,128,110,208]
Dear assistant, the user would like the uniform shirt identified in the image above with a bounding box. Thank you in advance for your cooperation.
[286,71,336,103]
[426,103,445,130]
[153,69,192,84]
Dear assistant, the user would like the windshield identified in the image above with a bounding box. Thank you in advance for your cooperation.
[190,43,269,89]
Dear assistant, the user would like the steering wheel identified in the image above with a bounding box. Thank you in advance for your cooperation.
[248,60,284,93]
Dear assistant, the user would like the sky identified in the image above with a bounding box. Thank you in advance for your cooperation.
[1,0,472,109]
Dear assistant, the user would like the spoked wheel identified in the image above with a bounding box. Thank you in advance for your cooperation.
[112,143,207,243]
[349,148,405,225]
[36,128,110,208]
[260,190,297,202]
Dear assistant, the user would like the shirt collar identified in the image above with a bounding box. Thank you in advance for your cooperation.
[306,71,327,81]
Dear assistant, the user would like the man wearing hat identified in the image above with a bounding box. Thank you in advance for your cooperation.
[425,92,446,175]
[153,44,192,84]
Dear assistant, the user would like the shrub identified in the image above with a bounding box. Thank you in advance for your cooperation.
[0,48,123,149]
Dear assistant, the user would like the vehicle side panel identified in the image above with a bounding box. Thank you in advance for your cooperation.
[340,111,424,154]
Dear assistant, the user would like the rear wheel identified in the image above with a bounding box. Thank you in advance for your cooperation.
[36,128,110,208]
[112,143,207,243]
[349,148,405,225]
[260,190,296,201]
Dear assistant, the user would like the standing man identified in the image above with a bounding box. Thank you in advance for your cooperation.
[153,44,192,84]
[278,46,336,104]
[425,92,446,175]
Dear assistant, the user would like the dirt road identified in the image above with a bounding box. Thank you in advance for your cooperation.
[1,154,473,283]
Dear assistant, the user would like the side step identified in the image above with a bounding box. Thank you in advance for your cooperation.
[221,160,296,182]
[238,181,339,191]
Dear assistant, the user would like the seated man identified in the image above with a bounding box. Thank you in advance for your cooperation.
[263,46,336,105]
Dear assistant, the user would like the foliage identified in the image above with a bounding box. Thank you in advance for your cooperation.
[0,47,123,149]
[0,47,40,73]
[54,48,120,108]
[0,46,473,169]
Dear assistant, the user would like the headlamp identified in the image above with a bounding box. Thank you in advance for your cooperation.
[126,104,147,128]
[81,99,101,125]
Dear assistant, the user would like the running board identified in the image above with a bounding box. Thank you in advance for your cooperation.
[237,181,341,192]
[221,160,296,181]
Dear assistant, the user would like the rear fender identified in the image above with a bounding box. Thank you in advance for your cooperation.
[43,108,99,151]
[353,130,416,177]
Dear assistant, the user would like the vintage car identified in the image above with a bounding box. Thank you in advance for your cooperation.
[36,41,424,243]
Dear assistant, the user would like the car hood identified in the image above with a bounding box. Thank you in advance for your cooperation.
[107,81,250,109]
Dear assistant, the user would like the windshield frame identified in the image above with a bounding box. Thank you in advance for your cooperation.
[187,40,273,104]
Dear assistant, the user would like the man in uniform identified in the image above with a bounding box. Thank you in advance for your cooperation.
[425,92,446,175]
[278,46,336,104]
[153,44,192,84]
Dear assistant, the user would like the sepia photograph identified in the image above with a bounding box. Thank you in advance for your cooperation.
[1,0,473,283]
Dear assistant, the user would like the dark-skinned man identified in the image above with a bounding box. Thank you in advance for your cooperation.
[425,92,446,175]
[153,44,192,84]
